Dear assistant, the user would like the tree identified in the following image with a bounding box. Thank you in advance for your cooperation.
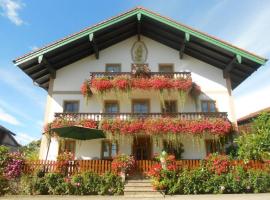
[19,140,41,160]
[235,112,270,161]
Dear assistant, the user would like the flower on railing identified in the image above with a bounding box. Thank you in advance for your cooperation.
[113,75,131,94]
[44,119,98,133]
[57,151,74,175]
[111,154,135,176]
[44,117,231,139]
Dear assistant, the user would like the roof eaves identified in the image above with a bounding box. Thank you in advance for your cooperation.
[13,6,267,66]
[139,7,267,65]
[13,7,141,65]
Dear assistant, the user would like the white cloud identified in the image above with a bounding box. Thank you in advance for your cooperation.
[197,0,228,29]
[0,98,32,121]
[0,0,24,26]
[30,45,39,51]
[15,132,38,145]
[0,107,21,125]
[0,67,46,108]
[233,5,270,56]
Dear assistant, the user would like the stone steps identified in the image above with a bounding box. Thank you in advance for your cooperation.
[124,179,164,198]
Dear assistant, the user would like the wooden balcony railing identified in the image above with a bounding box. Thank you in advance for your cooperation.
[54,112,228,122]
[90,71,191,79]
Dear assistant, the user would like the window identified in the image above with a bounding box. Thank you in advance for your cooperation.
[102,140,118,159]
[132,100,149,113]
[63,140,75,154]
[104,101,119,113]
[159,64,174,72]
[63,101,79,113]
[162,100,177,113]
[205,139,224,155]
[163,140,184,159]
[105,64,121,72]
[201,100,216,112]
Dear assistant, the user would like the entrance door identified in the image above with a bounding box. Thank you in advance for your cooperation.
[133,136,151,160]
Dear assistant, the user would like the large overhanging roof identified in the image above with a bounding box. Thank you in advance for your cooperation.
[13,7,267,90]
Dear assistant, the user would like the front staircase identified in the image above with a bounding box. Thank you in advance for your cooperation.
[124,178,164,198]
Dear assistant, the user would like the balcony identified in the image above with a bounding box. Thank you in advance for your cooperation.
[54,112,228,122]
[90,71,191,80]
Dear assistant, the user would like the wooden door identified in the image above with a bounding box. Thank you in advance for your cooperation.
[133,136,151,160]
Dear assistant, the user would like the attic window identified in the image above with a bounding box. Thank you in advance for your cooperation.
[105,64,121,72]
[159,64,174,72]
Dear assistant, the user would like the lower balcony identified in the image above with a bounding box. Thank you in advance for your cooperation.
[54,112,228,121]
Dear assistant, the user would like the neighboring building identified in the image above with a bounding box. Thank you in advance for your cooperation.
[0,125,21,151]
[238,107,270,132]
[13,7,267,161]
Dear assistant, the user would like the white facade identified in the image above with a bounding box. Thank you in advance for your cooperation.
[40,36,235,160]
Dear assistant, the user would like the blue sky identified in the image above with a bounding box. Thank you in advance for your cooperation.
[0,0,269,145]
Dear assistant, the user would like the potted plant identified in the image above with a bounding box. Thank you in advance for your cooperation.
[111,154,135,182]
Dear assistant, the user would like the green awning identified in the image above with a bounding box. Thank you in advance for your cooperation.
[51,125,105,140]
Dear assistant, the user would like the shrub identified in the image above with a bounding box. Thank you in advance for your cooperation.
[99,172,124,195]
[0,176,9,196]
[148,153,270,194]
[0,146,9,174]
[83,171,101,194]
[4,152,25,179]
[236,112,270,161]
[71,174,85,195]
[32,176,49,195]
[45,173,67,195]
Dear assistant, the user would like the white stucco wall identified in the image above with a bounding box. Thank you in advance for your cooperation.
[40,36,234,160]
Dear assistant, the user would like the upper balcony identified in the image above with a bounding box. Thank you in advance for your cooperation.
[90,71,191,80]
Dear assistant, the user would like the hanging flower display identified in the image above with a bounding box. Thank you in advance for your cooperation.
[80,75,198,108]
[112,75,131,98]
[101,118,232,137]
[80,80,92,102]
[90,78,114,100]
[131,78,152,90]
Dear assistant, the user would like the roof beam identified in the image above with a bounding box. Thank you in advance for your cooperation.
[179,33,190,59]
[223,57,237,78]
[137,13,141,40]
[89,33,99,59]
[38,55,56,79]
[223,55,245,78]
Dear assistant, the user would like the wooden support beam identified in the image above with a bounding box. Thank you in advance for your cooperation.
[137,13,141,41]
[89,33,99,59]
[179,33,190,59]
[137,20,141,41]
[38,55,56,79]
[223,57,237,78]
[179,40,186,59]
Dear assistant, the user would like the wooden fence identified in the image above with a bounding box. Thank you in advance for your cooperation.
[23,159,267,176]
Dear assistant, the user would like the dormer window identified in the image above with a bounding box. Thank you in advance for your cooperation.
[159,64,174,72]
[105,64,121,72]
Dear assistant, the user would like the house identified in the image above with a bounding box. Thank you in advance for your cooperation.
[13,7,267,162]
[238,107,270,132]
[0,125,21,151]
